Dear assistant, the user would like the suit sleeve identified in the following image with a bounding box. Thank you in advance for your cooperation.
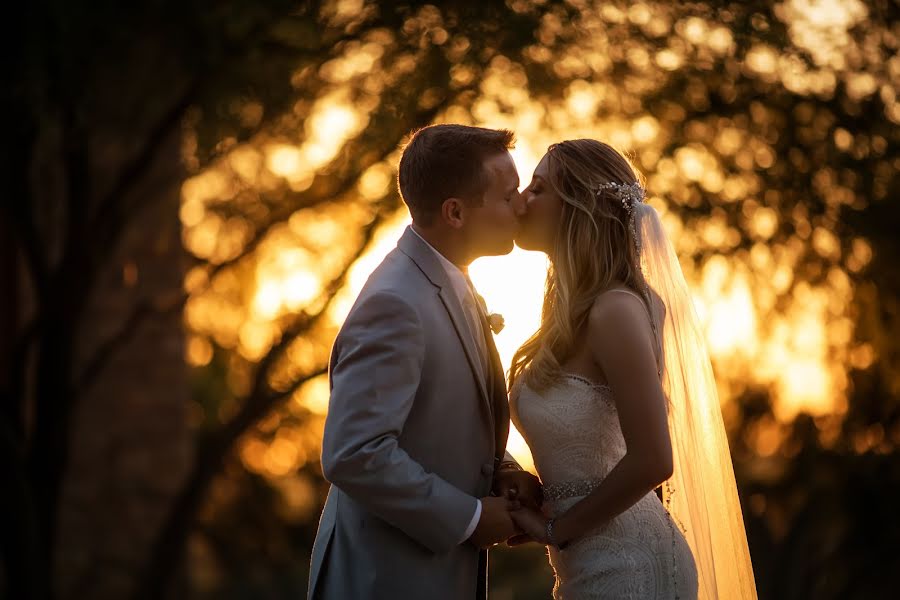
[321,291,479,553]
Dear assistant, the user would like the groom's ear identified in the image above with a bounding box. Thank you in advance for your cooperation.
[441,197,466,229]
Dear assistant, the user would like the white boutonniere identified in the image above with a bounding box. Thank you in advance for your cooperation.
[487,313,505,334]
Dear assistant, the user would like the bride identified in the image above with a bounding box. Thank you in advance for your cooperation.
[505,139,757,599]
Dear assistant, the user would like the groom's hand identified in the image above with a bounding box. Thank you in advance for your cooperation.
[468,496,519,549]
[493,470,543,510]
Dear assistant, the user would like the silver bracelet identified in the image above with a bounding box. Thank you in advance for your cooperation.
[546,518,568,550]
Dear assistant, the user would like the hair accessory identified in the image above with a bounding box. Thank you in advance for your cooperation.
[594,180,646,214]
[595,180,646,255]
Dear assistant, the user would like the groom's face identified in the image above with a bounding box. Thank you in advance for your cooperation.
[461,151,522,258]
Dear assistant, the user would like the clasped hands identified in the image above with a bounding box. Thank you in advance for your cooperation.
[467,467,553,549]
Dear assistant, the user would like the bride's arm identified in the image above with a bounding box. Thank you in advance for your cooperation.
[519,291,673,548]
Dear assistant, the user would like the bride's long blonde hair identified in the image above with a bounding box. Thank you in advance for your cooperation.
[509,139,649,392]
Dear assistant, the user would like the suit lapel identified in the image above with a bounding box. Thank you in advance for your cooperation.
[397,227,494,425]
[437,289,492,409]
[480,312,510,459]
[470,288,511,459]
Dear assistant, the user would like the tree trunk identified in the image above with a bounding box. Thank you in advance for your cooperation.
[51,133,191,600]
[0,211,41,600]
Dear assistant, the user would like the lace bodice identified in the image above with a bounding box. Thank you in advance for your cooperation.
[511,375,698,599]
[512,375,624,488]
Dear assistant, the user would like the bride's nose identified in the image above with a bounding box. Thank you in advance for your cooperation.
[514,191,529,218]
[519,190,535,212]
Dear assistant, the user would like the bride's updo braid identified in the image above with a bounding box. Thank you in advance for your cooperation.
[509,139,649,392]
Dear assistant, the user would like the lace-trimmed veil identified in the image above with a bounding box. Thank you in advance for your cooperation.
[633,201,757,599]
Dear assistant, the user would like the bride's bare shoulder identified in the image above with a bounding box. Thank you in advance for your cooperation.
[587,288,658,371]
[587,288,654,338]
[589,287,645,317]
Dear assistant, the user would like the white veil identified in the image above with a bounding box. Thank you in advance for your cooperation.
[635,202,758,599]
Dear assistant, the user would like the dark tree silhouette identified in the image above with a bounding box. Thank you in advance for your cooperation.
[2,1,898,599]
[1,2,566,598]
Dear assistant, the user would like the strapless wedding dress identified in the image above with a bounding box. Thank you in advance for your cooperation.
[511,374,698,599]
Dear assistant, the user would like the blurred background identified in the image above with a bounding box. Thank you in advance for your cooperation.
[2,0,898,598]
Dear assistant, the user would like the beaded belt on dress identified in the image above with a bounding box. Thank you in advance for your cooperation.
[543,478,604,501]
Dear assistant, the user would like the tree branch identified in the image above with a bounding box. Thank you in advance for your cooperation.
[5,316,39,445]
[135,40,464,600]
[223,202,389,437]
[90,12,393,277]
[90,79,200,243]
[73,293,185,397]
[134,202,389,600]
[8,207,49,299]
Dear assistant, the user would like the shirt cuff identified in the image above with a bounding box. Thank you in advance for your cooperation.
[459,499,482,544]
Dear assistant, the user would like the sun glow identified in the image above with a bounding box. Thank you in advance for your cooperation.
[178,1,890,484]
[193,121,856,474]
[315,141,853,470]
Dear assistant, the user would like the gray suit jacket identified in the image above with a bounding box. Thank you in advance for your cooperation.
[308,227,510,600]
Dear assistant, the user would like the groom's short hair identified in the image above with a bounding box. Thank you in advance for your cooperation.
[398,124,515,225]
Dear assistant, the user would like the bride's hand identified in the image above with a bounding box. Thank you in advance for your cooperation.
[508,504,550,545]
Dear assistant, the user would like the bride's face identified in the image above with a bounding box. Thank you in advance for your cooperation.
[516,154,563,253]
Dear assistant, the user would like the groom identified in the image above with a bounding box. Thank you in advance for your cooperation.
[307,124,541,599]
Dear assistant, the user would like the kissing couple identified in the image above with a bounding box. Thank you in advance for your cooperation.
[307,124,757,599]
